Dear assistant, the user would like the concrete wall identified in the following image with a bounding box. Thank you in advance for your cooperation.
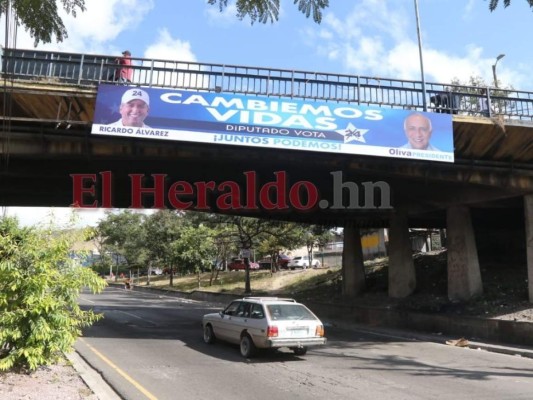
[307,300,533,347]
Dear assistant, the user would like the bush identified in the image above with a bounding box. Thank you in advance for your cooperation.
[0,218,106,371]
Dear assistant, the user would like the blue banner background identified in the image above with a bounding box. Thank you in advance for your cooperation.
[93,84,454,155]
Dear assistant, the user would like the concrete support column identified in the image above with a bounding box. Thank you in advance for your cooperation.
[342,223,365,297]
[447,205,483,301]
[524,195,533,303]
[388,208,416,298]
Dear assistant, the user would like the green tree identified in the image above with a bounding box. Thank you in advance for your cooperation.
[86,225,113,276]
[209,225,236,285]
[172,223,216,287]
[0,217,106,371]
[302,224,334,266]
[215,215,293,293]
[0,0,86,45]
[208,0,329,23]
[97,211,147,279]
[184,211,242,284]
[257,222,306,272]
[450,75,513,115]
[143,210,183,286]
[2,0,327,47]
[488,0,533,11]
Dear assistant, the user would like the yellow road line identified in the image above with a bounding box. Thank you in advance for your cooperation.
[79,338,158,400]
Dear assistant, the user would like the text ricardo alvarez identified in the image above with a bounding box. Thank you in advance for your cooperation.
[98,125,169,137]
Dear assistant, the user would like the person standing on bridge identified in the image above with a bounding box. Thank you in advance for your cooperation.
[117,50,133,83]
[112,50,133,83]
[478,88,491,117]
[401,112,440,151]
[108,88,151,128]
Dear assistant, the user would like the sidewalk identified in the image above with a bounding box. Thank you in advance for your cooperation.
[323,318,533,360]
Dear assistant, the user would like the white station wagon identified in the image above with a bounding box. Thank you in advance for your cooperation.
[202,297,327,357]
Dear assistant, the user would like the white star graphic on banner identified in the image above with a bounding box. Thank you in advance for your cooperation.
[336,123,368,144]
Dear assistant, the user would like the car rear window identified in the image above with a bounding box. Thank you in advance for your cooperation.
[266,304,317,321]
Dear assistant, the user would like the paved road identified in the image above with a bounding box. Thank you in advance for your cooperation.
[76,287,533,400]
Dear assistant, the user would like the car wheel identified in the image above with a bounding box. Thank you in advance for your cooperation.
[203,324,216,344]
[293,347,307,356]
[240,334,256,358]
[303,264,307,269]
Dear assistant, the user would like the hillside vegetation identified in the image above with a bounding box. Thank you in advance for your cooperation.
[131,266,342,297]
[126,251,533,322]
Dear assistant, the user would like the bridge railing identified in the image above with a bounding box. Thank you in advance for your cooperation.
[2,48,533,121]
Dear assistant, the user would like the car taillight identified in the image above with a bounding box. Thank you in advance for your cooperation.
[315,325,324,337]
[267,325,278,337]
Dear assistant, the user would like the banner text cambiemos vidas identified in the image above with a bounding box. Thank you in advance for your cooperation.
[91,85,454,163]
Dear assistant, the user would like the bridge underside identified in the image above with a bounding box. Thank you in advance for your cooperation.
[0,118,530,230]
[2,85,533,231]
[3,67,533,302]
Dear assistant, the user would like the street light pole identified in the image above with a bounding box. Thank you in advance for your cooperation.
[492,54,505,88]
[115,252,119,282]
[114,241,119,282]
[414,0,427,111]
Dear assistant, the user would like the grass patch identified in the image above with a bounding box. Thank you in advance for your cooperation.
[130,268,342,296]
[121,252,532,321]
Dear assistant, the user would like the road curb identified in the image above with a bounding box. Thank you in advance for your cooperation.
[65,350,122,400]
[307,299,533,348]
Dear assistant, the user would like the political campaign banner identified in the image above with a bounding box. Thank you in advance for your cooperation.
[91,84,454,163]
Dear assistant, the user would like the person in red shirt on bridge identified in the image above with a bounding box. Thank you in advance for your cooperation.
[110,50,133,83]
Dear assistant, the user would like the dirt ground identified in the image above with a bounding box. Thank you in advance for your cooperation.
[0,358,98,400]
[297,250,533,322]
[2,250,532,399]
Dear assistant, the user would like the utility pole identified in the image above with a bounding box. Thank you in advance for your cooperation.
[492,54,505,88]
[414,0,427,111]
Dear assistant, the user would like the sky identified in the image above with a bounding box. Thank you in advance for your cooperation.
[2,0,532,227]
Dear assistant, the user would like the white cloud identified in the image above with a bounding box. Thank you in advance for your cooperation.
[301,0,525,88]
[143,29,196,62]
[303,1,413,78]
[344,36,386,75]
[1,0,154,54]
[205,2,239,26]
[140,29,206,89]
[386,41,424,80]
[63,0,154,44]
[463,0,477,18]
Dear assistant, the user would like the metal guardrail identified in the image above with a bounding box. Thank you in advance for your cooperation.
[2,48,533,121]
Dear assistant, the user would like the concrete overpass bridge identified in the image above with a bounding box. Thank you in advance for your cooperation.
[2,48,533,303]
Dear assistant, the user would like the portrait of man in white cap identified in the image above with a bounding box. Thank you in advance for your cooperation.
[108,88,150,127]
